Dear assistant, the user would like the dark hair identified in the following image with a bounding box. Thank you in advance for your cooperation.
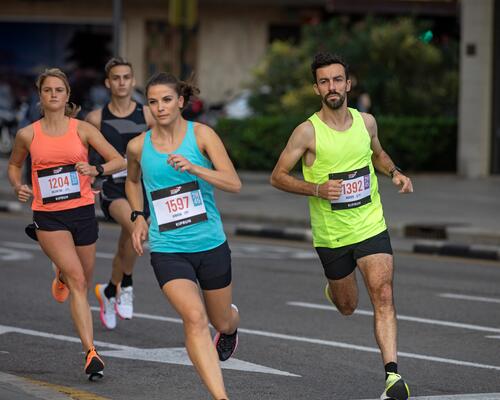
[145,72,200,109]
[105,57,133,77]
[36,68,81,117]
[311,52,349,82]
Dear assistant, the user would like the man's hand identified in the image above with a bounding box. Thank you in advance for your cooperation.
[318,179,343,200]
[392,172,413,193]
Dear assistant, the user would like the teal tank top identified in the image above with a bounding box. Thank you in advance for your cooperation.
[141,121,226,253]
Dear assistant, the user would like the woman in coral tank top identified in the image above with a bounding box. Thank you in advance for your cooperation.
[7,68,125,380]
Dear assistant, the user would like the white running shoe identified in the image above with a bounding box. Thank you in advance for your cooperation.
[116,286,134,320]
[95,284,117,330]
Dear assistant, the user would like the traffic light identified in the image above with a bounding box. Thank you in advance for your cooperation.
[419,30,433,43]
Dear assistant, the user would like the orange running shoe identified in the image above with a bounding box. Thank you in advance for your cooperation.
[51,262,69,303]
[85,346,104,381]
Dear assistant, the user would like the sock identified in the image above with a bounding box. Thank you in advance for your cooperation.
[384,362,398,380]
[104,281,117,299]
[121,273,133,288]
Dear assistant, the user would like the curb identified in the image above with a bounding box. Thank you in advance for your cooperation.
[235,223,312,242]
[413,241,500,261]
[0,200,23,213]
[234,223,500,261]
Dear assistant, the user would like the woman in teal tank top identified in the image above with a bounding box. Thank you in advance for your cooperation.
[126,73,241,400]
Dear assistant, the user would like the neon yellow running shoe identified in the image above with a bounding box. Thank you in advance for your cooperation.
[380,372,410,400]
[324,283,334,305]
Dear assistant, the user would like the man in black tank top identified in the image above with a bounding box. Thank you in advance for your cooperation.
[86,57,154,330]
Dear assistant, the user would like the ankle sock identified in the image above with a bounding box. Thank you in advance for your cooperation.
[121,273,133,288]
[104,281,117,299]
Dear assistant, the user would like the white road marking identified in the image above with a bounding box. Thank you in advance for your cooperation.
[439,293,500,304]
[0,246,33,261]
[0,324,298,377]
[357,394,500,400]
[88,307,500,372]
[287,301,500,334]
[1,241,114,259]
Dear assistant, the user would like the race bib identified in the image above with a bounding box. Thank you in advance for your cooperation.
[112,168,127,180]
[112,157,127,180]
[37,164,81,204]
[329,166,371,210]
[151,181,208,232]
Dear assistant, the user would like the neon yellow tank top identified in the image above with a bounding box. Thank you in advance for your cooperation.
[302,108,386,248]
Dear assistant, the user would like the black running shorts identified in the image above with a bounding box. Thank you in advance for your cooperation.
[315,229,393,280]
[31,204,98,246]
[150,241,232,290]
[100,180,150,222]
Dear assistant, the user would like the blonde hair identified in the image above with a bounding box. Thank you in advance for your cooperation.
[36,68,81,117]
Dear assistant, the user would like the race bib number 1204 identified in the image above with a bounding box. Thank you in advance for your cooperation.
[37,164,81,204]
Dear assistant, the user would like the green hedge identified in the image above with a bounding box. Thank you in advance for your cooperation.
[216,115,457,172]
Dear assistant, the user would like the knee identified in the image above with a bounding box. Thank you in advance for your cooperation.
[337,299,358,316]
[372,283,394,309]
[183,309,209,335]
[66,275,88,294]
[211,318,232,334]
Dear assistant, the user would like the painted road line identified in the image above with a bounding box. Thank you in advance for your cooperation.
[88,307,500,372]
[1,241,114,259]
[439,293,500,304]
[0,371,109,400]
[0,324,298,377]
[287,301,500,334]
[357,394,500,400]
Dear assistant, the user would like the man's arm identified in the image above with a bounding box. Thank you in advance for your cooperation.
[270,121,343,200]
[270,121,317,196]
[362,112,413,193]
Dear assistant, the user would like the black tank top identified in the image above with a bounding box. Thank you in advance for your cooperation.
[100,102,147,156]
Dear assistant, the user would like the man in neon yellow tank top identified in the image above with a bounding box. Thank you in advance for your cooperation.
[271,52,413,400]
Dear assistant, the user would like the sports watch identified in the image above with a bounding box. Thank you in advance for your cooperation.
[95,164,104,177]
[131,210,146,222]
[389,166,402,178]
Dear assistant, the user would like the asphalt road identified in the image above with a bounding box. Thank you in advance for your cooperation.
[1,212,500,400]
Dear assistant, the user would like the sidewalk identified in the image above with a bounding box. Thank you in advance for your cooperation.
[1,157,500,260]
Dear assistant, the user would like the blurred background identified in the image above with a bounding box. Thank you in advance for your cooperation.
[0,0,497,178]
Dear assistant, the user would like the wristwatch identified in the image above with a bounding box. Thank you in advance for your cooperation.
[389,166,402,178]
[130,210,146,222]
[95,164,104,177]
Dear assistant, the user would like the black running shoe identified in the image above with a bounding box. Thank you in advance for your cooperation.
[213,329,238,362]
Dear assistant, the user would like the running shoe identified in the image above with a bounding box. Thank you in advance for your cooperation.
[51,262,69,303]
[95,284,117,330]
[213,304,239,362]
[116,286,134,320]
[324,282,334,305]
[380,372,410,400]
[85,346,104,381]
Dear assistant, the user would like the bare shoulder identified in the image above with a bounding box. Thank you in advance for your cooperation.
[128,131,146,156]
[193,121,218,138]
[85,108,102,128]
[290,120,315,149]
[360,112,377,135]
[76,119,98,135]
[16,124,34,145]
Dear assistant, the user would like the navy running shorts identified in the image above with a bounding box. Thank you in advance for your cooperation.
[315,229,393,280]
[31,204,98,246]
[150,241,232,290]
[100,180,150,222]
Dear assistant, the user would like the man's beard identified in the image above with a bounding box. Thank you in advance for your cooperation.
[322,91,345,110]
